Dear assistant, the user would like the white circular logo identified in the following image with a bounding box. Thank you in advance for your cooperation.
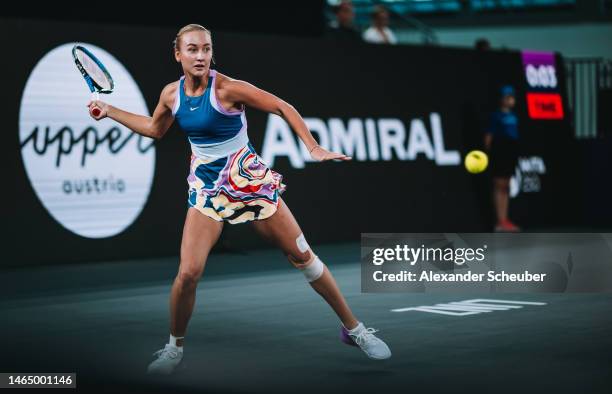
[19,43,155,238]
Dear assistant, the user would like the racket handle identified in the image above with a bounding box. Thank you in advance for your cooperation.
[92,107,101,117]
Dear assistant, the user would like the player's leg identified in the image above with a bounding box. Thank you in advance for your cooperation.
[250,198,391,359]
[171,207,224,343]
[250,198,357,328]
[148,207,223,374]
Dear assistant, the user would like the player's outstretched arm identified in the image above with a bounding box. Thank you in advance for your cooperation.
[222,78,351,162]
[87,83,176,140]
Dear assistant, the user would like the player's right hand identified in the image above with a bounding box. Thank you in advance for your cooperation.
[87,100,110,120]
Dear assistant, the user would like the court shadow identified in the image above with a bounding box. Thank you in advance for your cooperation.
[340,368,395,378]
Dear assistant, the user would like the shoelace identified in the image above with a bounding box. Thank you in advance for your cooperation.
[152,345,179,360]
[351,327,379,346]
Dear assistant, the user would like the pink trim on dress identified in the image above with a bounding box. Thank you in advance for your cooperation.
[209,69,244,116]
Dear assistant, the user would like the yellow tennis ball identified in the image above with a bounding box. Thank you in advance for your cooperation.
[464,150,488,174]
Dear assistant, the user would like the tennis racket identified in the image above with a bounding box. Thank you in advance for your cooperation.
[72,45,114,117]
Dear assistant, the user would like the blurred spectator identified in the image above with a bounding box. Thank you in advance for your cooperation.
[362,5,397,45]
[484,85,521,232]
[326,0,361,41]
[475,38,491,51]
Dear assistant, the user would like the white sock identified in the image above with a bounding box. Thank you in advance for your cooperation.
[347,322,363,333]
[169,334,185,349]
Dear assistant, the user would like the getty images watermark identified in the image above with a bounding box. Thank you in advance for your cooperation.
[361,233,612,293]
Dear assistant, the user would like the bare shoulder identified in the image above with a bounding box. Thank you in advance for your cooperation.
[160,81,179,108]
[161,81,178,98]
[214,71,235,85]
[214,71,251,91]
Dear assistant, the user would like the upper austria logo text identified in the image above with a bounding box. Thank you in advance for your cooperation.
[19,43,155,238]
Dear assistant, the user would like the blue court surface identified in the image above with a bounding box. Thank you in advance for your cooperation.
[1,243,610,394]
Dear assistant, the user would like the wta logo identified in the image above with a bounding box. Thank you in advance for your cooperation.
[510,156,547,198]
[19,43,155,238]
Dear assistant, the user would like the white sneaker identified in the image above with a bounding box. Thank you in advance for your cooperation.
[147,344,183,375]
[340,322,391,360]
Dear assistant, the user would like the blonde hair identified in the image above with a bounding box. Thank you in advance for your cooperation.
[173,24,211,50]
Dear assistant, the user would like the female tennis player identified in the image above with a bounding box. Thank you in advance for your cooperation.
[88,24,391,374]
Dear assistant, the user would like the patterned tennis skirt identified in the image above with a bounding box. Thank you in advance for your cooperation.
[187,142,286,224]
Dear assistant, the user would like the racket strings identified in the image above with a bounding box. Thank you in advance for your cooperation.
[76,49,112,91]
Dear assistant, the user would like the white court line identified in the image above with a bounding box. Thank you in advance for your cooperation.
[462,298,547,305]
[391,298,547,316]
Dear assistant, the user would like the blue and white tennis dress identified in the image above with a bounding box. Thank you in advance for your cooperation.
[172,69,285,224]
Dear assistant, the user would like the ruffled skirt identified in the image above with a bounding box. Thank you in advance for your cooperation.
[187,142,286,224]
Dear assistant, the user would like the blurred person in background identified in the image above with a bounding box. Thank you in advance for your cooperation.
[326,0,361,41]
[485,85,521,232]
[475,38,491,51]
[362,5,397,45]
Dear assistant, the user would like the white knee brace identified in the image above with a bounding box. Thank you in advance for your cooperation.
[293,233,324,282]
[301,254,325,282]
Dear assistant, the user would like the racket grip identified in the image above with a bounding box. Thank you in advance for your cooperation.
[92,107,101,117]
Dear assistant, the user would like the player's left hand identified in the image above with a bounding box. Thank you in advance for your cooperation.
[310,145,352,162]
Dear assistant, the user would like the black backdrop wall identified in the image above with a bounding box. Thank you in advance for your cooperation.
[1,18,576,266]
